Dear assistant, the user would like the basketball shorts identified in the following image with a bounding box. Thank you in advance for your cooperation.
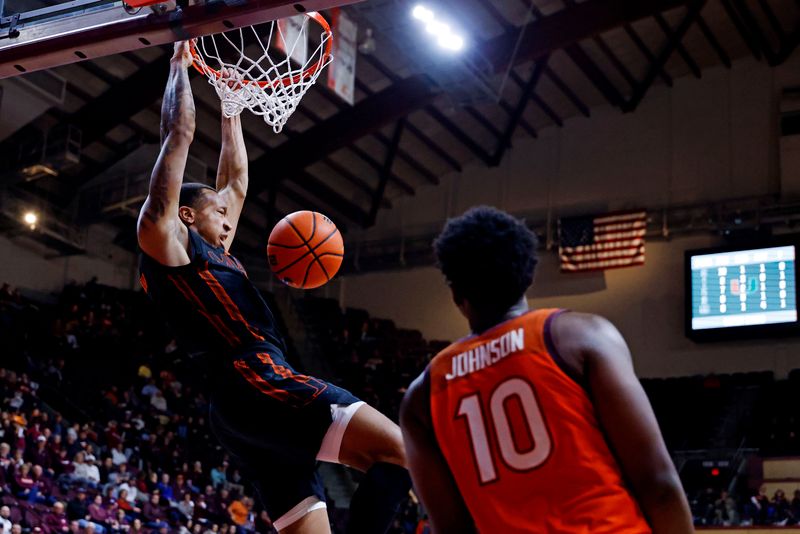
[208,351,362,529]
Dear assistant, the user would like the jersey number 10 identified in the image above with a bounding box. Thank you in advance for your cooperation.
[456,377,552,484]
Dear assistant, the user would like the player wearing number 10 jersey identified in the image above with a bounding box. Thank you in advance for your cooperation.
[400,207,693,533]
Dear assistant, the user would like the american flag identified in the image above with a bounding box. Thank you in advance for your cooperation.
[558,211,647,272]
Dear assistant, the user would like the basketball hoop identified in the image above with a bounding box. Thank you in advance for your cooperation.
[190,12,333,133]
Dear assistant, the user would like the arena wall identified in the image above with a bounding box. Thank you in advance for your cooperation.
[0,224,137,295]
[341,54,800,379]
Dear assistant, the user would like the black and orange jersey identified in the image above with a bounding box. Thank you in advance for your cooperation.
[428,309,651,533]
[139,229,284,357]
[139,229,334,407]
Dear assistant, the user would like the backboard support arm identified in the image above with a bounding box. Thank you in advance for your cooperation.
[0,0,360,79]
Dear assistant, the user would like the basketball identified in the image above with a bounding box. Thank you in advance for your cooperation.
[267,211,344,289]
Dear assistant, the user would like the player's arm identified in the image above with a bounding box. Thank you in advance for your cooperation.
[399,371,477,534]
[553,313,694,534]
[137,41,195,266]
[215,105,248,251]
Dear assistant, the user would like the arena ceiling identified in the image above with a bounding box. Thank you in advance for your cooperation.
[0,0,798,267]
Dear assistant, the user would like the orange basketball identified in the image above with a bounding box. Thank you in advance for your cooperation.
[267,211,344,289]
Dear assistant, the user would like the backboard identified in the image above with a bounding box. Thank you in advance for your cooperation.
[0,0,362,79]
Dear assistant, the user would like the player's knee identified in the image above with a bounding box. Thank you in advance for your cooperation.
[370,427,406,468]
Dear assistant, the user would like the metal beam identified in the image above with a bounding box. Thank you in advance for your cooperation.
[0,0,363,78]
[507,71,562,128]
[564,44,626,108]
[425,105,493,164]
[496,0,589,120]
[721,0,764,59]
[70,54,170,147]
[544,67,590,117]
[312,81,423,188]
[295,170,369,226]
[248,0,696,193]
[624,24,673,87]
[697,15,732,68]
[624,1,705,112]
[492,0,692,67]
[757,0,787,43]
[361,52,537,158]
[491,59,548,167]
[731,0,778,61]
[654,13,702,78]
[355,77,460,173]
[593,35,638,89]
[368,121,404,226]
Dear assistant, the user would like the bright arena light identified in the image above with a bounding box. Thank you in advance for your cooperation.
[411,5,465,52]
[412,5,434,22]
[424,20,449,36]
[438,34,464,51]
[23,212,37,226]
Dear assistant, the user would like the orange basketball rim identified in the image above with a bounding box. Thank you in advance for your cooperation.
[188,11,333,88]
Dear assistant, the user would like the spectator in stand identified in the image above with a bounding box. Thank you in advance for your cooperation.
[110,444,127,467]
[28,435,50,468]
[13,463,35,501]
[115,489,140,515]
[67,488,89,522]
[177,492,195,521]
[83,455,100,486]
[150,391,168,413]
[0,443,11,471]
[71,453,91,484]
[129,518,145,534]
[750,484,771,525]
[210,463,226,489]
[53,449,71,478]
[173,472,189,500]
[104,422,122,450]
[0,506,11,534]
[108,463,129,486]
[98,458,114,485]
[189,461,206,490]
[31,464,53,504]
[773,489,793,525]
[713,490,739,526]
[88,495,110,526]
[141,380,158,399]
[156,473,174,501]
[792,490,800,522]
[43,501,69,534]
[142,491,166,524]
[107,509,128,532]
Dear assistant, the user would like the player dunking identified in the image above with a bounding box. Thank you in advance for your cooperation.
[400,206,694,533]
[136,42,410,534]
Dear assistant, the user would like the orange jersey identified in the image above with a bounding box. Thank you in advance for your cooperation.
[428,309,651,533]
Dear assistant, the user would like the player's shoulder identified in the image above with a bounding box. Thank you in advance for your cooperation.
[550,311,627,361]
[553,311,616,335]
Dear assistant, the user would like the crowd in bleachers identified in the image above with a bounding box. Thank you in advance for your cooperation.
[0,281,277,533]
[5,279,800,531]
[688,485,800,526]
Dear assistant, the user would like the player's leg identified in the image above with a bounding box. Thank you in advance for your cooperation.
[274,500,331,534]
[337,403,405,471]
[318,402,411,534]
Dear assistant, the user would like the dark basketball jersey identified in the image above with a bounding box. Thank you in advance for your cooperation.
[139,229,333,408]
[139,229,285,356]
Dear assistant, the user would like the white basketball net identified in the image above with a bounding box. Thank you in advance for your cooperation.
[191,14,332,133]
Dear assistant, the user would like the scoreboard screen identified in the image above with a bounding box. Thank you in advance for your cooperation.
[687,244,798,338]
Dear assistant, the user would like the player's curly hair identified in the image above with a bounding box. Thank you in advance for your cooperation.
[433,206,538,316]
[179,183,216,209]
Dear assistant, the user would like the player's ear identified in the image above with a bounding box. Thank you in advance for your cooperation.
[450,286,467,312]
[178,206,195,225]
